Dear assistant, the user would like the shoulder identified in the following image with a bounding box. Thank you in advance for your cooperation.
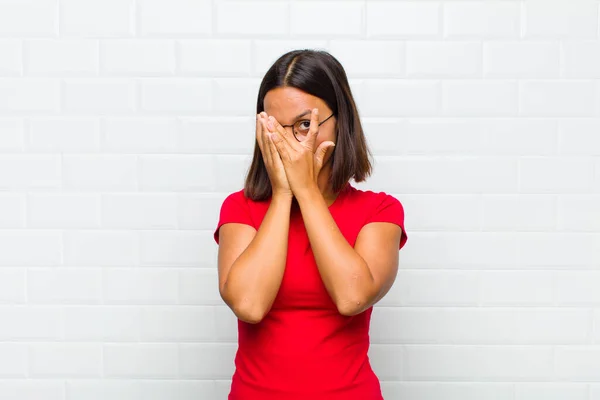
[221,188,264,210]
[347,185,403,213]
[347,185,408,249]
[222,188,248,205]
[214,188,257,244]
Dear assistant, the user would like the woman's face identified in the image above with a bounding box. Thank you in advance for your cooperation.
[263,87,337,160]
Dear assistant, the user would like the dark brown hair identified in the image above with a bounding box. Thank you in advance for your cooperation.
[244,49,373,201]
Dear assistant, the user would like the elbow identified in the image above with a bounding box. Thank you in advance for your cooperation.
[234,305,266,324]
[336,297,367,317]
[219,283,267,324]
[226,294,267,324]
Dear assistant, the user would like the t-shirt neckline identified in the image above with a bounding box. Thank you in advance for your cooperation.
[328,182,352,210]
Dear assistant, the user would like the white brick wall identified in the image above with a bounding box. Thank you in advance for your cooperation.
[0,0,599,399]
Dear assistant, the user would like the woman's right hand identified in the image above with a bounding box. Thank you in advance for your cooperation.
[256,112,292,199]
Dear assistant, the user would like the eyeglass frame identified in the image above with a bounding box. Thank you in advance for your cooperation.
[279,112,336,142]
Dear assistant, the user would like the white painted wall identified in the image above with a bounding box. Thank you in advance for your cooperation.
[0,0,599,399]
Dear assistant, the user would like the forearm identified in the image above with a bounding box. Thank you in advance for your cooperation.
[223,194,292,322]
[296,186,376,315]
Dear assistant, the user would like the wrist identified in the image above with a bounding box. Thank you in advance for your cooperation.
[272,191,294,204]
[293,184,321,205]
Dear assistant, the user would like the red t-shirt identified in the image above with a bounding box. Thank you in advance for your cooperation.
[213,183,408,400]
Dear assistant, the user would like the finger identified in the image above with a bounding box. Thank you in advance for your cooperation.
[259,115,273,167]
[267,116,297,149]
[269,130,291,162]
[306,108,320,150]
[267,130,285,170]
[314,141,335,171]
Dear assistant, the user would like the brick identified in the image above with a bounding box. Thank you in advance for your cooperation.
[179,269,221,305]
[480,271,553,305]
[101,40,175,75]
[213,78,259,116]
[0,193,25,228]
[103,344,178,378]
[140,306,216,341]
[518,233,597,268]
[291,2,362,36]
[0,307,62,340]
[555,347,600,380]
[138,155,215,191]
[519,81,597,117]
[0,118,23,152]
[372,307,588,344]
[60,0,133,37]
[558,195,600,231]
[444,1,520,38]
[63,230,138,267]
[104,117,178,153]
[217,1,286,36]
[179,117,254,155]
[442,81,518,116]
[380,383,513,400]
[330,41,405,77]
[516,383,588,400]
[25,39,98,75]
[140,231,208,267]
[28,117,100,152]
[27,268,102,304]
[520,156,595,194]
[558,120,600,155]
[361,80,440,117]
[29,343,102,377]
[62,155,137,191]
[562,41,600,78]
[367,2,440,38]
[140,79,212,113]
[405,345,553,380]
[64,79,136,113]
[179,40,252,76]
[0,79,60,112]
[0,155,60,190]
[139,0,211,36]
[555,271,600,304]
[103,268,178,304]
[0,0,57,36]
[482,194,556,231]
[179,343,236,379]
[65,306,140,341]
[524,0,599,38]
[0,380,64,400]
[27,193,99,228]
[0,40,22,75]
[377,270,479,307]
[407,41,481,77]
[484,41,560,78]
[0,344,27,377]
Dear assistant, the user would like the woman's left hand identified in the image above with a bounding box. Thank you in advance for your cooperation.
[266,108,335,197]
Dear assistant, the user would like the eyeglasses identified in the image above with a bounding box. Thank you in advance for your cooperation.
[280,112,336,142]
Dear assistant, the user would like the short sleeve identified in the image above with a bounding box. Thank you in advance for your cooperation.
[367,193,408,250]
[213,190,255,245]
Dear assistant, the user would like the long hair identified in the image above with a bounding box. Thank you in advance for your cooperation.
[244,49,373,201]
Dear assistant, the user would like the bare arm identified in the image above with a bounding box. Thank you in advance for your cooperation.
[296,187,402,316]
[217,194,292,324]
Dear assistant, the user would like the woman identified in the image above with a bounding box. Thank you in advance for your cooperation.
[213,49,408,400]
